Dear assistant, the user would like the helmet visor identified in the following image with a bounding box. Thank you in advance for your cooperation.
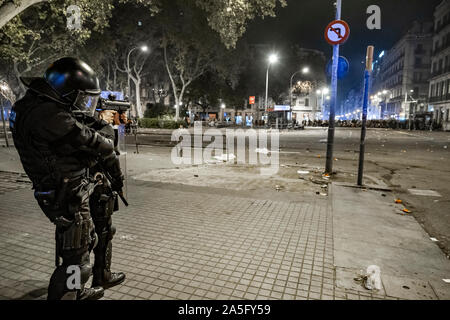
[73,90,100,116]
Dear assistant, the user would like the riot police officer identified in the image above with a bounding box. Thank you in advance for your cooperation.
[10,57,126,300]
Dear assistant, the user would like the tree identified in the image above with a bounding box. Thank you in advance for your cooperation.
[159,0,252,121]
[0,0,47,29]
[0,0,113,95]
[1,0,287,49]
[116,49,149,118]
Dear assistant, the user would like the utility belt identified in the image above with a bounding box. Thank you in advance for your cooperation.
[33,169,90,208]
[34,169,96,259]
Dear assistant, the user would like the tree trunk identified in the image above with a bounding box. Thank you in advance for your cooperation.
[134,79,143,118]
[12,61,26,96]
[0,0,47,29]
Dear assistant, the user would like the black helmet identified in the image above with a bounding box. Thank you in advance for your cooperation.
[45,57,101,115]
[21,57,101,116]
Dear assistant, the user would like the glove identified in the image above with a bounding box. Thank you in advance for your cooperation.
[104,156,124,192]
[110,173,124,192]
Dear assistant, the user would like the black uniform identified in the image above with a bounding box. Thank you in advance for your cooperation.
[10,76,124,300]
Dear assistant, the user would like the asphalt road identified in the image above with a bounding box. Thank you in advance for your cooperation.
[127,128,450,257]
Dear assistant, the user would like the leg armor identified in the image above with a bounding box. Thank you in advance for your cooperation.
[90,183,125,288]
[37,177,98,300]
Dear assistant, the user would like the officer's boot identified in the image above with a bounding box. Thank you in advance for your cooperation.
[78,287,105,300]
[92,230,126,289]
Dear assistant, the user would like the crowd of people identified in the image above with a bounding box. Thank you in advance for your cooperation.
[297,119,442,130]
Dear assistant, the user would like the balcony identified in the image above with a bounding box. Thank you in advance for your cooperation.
[431,65,450,78]
[429,94,450,103]
[435,19,450,34]
[414,48,427,55]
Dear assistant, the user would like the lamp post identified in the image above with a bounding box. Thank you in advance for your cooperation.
[125,45,148,118]
[265,53,278,125]
[289,67,310,109]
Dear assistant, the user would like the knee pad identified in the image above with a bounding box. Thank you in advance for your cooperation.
[110,225,116,239]
[89,231,98,251]
[57,215,94,251]
[79,262,93,284]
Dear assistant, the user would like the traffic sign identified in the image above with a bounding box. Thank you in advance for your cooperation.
[325,20,350,45]
[249,96,255,104]
[326,56,350,79]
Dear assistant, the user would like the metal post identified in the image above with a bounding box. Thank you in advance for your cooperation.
[357,46,374,186]
[265,66,269,125]
[325,0,341,174]
[1,103,9,147]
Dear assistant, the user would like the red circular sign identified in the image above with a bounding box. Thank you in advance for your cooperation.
[324,20,350,45]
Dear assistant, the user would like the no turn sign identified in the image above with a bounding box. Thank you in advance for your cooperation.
[325,20,350,45]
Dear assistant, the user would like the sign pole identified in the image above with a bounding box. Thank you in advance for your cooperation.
[357,46,374,186]
[0,103,9,147]
[325,0,342,174]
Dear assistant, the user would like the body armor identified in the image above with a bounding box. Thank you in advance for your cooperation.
[11,74,124,299]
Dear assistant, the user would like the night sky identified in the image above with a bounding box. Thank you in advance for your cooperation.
[245,0,441,102]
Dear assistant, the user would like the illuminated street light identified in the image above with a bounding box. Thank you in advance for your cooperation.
[265,53,279,119]
[141,45,149,52]
[302,67,310,74]
[221,103,226,109]
[268,53,279,64]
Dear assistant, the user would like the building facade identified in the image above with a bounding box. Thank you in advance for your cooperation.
[372,21,433,120]
[291,92,322,122]
[429,0,450,131]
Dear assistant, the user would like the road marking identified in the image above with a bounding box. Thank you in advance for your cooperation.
[408,189,442,197]
[396,131,435,141]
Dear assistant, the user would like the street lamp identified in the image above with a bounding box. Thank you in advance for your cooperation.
[265,53,278,124]
[289,66,310,108]
[125,44,149,117]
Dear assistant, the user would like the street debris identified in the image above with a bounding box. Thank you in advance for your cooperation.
[275,185,282,192]
[443,279,450,283]
[354,265,382,291]
[297,170,310,175]
[408,189,442,197]
[205,153,236,164]
[399,208,411,215]
[444,146,448,149]
[310,177,329,185]
[395,199,403,204]
[194,174,199,177]
[119,235,137,241]
[317,155,321,158]
[430,237,439,242]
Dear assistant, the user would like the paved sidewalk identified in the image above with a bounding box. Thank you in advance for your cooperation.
[0,178,337,300]
[0,148,449,299]
[331,183,450,300]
